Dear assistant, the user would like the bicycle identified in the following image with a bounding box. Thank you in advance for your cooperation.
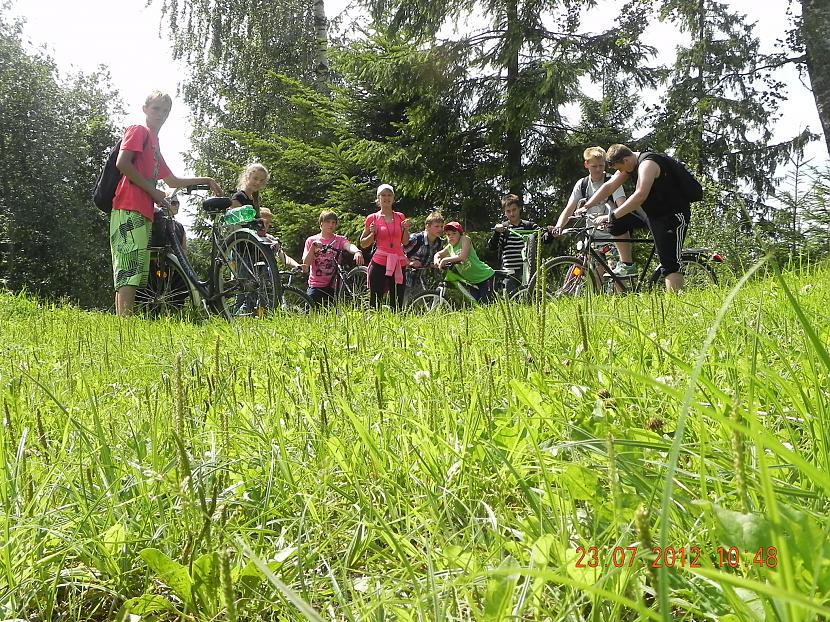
[134,186,311,319]
[528,220,722,297]
[406,265,512,312]
[306,240,369,307]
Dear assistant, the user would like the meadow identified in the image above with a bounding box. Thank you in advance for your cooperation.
[2,262,830,621]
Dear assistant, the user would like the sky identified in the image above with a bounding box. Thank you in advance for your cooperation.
[6,0,827,189]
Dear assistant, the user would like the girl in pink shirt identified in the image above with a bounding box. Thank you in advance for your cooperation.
[359,184,411,309]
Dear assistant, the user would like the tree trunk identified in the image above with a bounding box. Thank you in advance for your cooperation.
[802,0,830,158]
[312,0,330,89]
[695,0,706,176]
[504,0,523,199]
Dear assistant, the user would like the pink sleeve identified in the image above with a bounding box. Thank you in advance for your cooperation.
[336,235,349,250]
[364,213,375,229]
[304,236,315,254]
[121,125,149,152]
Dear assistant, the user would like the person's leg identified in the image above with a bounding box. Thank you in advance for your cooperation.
[367,261,388,308]
[111,209,151,316]
[651,210,690,293]
[389,280,405,310]
[609,213,644,270]
[477,276,494,303]
[306,287,334,307]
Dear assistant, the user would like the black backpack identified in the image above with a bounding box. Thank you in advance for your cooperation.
[92,133,148,213]
[640,152,704,203]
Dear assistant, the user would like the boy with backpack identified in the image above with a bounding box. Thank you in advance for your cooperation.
[584,144,704,292]
[108,91,222,316]
[552,146,648,277]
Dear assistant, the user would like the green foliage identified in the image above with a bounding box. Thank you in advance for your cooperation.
[650,0,813,197]
[0,11,122,308]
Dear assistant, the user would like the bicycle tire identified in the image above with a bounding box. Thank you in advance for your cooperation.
[276,285,313,314]
[344,266,370,307]
[648,253,718,291]
[527,256,600,298]
[406,289,452,314]
[135,252,204,319]
[214,230,279,319]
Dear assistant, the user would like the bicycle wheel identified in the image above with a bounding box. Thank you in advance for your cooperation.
[344,266,370,307]
[215,231,279,319]
[649,254,718,291]
[276,285,313,314]
[527,256,600,298]
[135,252,203,318]
[406,289,452,313]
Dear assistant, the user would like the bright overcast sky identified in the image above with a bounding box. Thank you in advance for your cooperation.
[7,0,827,183]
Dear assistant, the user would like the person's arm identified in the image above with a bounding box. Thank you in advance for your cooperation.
[281,251,301,269]
[433,246,449,266]
[302,238,316,266]
[164,174,223,196]
[359,217,376,249]
[401,216,411,245]
[345,240,365,266]
[581,170,627,212]
[116,150,168,206]
[597,161,659,224]
[612,185,627,209]
[438,237,471,267]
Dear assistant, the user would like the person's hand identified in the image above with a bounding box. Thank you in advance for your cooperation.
[574,198,588,217]
[410,258,423,268]
[353,251,365,266]
[494,223,506,233]
[548,225,562,237]
[207,178,223,196]
[402,219,411,232]
[312,240,322,250]
[368,222,377,235]
[152,189,170,208]
[594,214,610,229]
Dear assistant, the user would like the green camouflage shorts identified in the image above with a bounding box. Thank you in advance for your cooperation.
[110,209,151,290]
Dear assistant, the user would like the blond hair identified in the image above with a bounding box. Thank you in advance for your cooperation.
[583,146,606,162]
[425,212,444,226]
[144,90,172,109]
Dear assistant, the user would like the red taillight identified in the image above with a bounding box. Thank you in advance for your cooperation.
[711,252,723,263]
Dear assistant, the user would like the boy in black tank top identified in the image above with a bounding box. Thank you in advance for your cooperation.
[581,144,691,292]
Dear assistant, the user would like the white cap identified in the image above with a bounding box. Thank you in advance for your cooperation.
[376,183,395,196]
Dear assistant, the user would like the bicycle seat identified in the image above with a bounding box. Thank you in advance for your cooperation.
[203,197,232,214]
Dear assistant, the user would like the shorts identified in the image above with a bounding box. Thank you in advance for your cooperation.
[608,211,649,237]
[649,210,690,276]
[110,208,151,290]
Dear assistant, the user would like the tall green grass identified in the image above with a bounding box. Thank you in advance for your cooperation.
[1,264,830,621]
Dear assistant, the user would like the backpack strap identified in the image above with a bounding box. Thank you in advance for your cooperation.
[579,176,589,199]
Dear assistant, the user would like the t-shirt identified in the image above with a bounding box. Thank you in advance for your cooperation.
[445,238,495,285]
[112,124,172,221]
[630,153,691,216]
[304,233,349,288]
[570,176,626,240]
[232,189,261,215]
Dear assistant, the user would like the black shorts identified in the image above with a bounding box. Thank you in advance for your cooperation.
[649,210,690,276]
[608,211,648,237]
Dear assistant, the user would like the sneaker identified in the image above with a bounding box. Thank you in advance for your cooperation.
[612,261,639,277]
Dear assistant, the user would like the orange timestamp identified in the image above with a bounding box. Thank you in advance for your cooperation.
[574,545,778,569]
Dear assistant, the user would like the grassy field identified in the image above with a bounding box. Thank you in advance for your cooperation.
[2,263,830,621]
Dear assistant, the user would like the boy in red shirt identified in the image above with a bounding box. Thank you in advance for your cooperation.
[111,91,222,316]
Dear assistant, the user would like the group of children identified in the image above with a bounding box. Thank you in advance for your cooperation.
[110,90,688,316]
